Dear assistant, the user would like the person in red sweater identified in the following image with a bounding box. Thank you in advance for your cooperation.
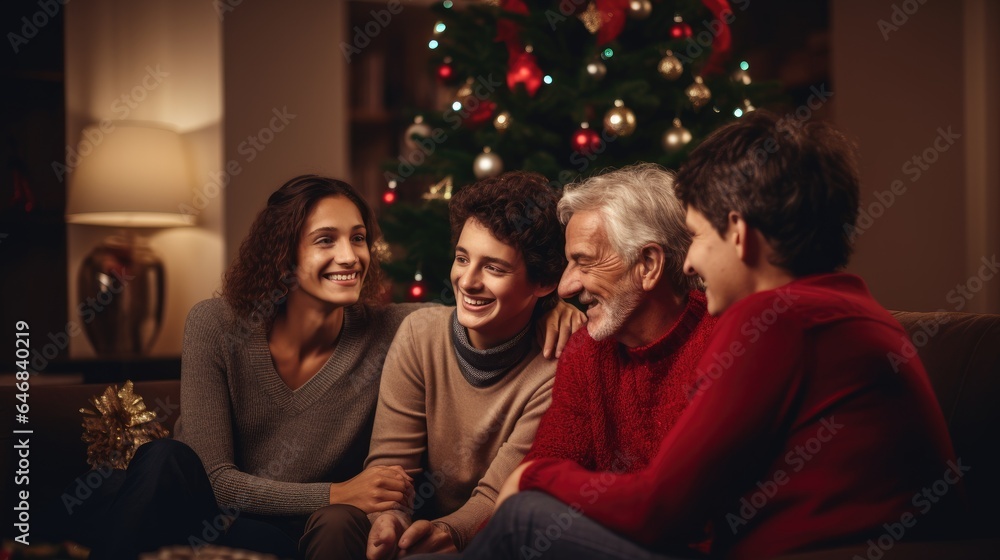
[413,112,966,560]
[521,163,717,484]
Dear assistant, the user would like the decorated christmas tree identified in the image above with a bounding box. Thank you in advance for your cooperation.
[380,0,771,302]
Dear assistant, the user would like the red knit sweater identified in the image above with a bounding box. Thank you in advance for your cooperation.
[525,289,717,474]
[520,274,965,559]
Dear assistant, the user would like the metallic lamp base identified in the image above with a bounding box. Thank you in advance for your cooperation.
[77,234,164,358]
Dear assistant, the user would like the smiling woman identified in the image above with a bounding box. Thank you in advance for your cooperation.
[292,195,373,311]
[66,176,422,559]
[223,175,386,323]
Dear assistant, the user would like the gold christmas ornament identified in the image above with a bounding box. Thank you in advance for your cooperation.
[658,50,683,80]
[423,175,454,201]
[603,99,637,137]
[80,380,169,470]
[372,239,391,262]
[579,2,603,34]
[685,76,712,110]
[742,98,756,113]
[586,60,607,80]
[663,118,693,153]
[732,68,752,85]
[493,111,512,132]
[473,147,504,179]
[628,0,653,19]
[456,78,475,102]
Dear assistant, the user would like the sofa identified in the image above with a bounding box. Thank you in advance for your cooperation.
[2,310,998,558]
[0,379,182,547]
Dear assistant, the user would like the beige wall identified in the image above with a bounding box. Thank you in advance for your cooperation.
[221,0,349,265]
[832,0,1000,314]
[962,0,1000,313]
[65,0,223,357]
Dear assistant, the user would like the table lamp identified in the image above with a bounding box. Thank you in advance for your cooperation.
[66,122,195,358]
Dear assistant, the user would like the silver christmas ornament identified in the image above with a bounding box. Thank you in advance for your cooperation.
[473,147,503,179]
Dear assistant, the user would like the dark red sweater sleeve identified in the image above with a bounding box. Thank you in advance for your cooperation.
[520,297,805,547]
[523,331,594,466]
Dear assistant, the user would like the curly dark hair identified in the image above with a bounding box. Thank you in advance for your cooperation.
[222,175,385,328]
[449,171,566,311]
[675,110,861,276]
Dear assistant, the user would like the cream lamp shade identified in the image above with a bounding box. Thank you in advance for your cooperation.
[66,122,195,227]
[66,122,194,357]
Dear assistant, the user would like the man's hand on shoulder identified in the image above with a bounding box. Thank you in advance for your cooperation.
[539,299,587,359]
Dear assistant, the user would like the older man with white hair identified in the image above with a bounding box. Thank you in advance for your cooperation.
[411,164,718,560]
[522,163,716,475]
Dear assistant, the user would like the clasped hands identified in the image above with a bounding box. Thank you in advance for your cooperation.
[328,465,456,559]
[367,510,456,559]
[362,461,537,559]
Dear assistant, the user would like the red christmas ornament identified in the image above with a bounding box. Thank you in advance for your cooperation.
[407,280,427,301]
[670,20,693,39]
[506,51,543,97]
[465,100,497,128]
[436,63,454,82]
[572,127,602,155]
[382,190,397,205]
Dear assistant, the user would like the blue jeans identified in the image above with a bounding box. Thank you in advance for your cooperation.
[408,491,698,560]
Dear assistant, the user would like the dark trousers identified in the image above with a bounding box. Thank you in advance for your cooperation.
[408,491,697,560]
[299,504,372,559]
[57,439,301,559]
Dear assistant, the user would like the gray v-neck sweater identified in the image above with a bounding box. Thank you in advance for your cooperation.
[174,297,426,517]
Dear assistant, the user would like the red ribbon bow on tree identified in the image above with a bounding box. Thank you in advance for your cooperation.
[495,0,529,58]
[594,0,629,45]
[700,0,733,75]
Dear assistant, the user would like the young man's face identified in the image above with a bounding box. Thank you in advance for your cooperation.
[683,206,744,316]
[451,218,550,349]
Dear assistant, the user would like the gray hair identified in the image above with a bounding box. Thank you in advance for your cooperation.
[558,163,699,294]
